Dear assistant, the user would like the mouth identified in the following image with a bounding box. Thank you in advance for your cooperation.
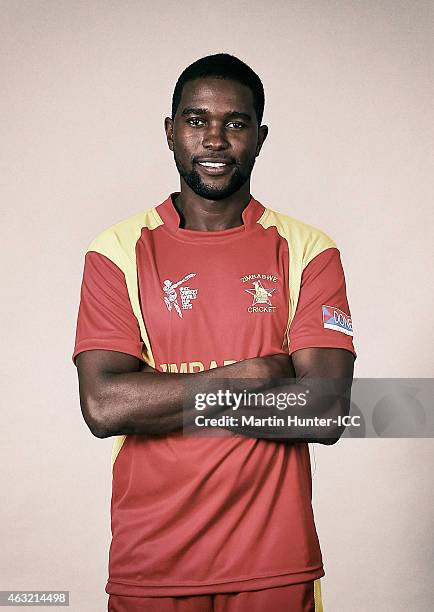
[195,159,235,176]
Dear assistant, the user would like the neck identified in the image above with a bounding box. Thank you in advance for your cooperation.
[173,181,252,231]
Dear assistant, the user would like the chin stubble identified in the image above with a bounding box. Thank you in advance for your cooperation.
[173,154,255,201]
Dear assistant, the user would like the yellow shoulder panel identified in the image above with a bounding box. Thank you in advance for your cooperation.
[86,207,164,470]
[257,208,336,349]
[87,207,163,367]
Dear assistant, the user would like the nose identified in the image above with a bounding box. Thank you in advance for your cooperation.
[202,122,229,150]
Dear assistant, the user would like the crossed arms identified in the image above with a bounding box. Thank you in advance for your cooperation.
[75,347,355,445]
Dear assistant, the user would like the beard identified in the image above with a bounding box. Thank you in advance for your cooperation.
[173,152,256,201]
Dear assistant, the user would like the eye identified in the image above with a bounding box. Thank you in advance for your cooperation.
[227,121,245,129]
[187,118,205,127]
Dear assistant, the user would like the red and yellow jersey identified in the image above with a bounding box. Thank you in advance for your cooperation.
[73,194,356,598]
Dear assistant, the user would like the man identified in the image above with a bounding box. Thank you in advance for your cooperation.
[73,54,356,612]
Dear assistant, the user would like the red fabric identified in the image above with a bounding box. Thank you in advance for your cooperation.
[73,195,355,597]
[73,252,144,363]
[288,248,356,357]
[108,582,315,611]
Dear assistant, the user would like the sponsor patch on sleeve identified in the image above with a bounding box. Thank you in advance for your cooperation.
[322,305,353,336]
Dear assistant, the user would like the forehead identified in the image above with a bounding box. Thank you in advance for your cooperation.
[177,77,255,116]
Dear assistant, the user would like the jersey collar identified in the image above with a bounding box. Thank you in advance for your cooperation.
[156,193,266,237]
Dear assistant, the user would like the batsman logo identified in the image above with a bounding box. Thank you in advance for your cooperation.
[322,305,353,336]
[163,273,198,319]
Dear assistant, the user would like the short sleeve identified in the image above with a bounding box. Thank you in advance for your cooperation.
[288,247,356,358]
[72,251,144,364]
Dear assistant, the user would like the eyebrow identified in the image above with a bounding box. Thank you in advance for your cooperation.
[181,107,252,121]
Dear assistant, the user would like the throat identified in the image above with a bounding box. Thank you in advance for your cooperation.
[173,192,251,231]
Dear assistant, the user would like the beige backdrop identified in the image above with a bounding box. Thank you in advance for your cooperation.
[1,1,433,610]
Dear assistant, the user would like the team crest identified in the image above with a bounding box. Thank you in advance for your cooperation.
[241,273,278,313]
[162,274,198,319]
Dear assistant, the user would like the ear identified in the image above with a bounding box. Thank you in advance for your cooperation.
[164,117,174,151]
[255,125,269,157]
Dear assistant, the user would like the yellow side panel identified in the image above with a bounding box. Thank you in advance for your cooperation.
[314,578,324,611]
[111,435,126,466]
[257,208,336,351]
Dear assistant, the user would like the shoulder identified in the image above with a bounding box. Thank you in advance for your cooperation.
[88,207,163,253]
[86,207,163,269]
[258,206,337,267]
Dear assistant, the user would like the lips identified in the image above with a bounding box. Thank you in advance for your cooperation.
[195,158,235,175]
[199,161,228,168]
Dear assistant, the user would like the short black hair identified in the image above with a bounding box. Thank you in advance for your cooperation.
[171,53,265,125]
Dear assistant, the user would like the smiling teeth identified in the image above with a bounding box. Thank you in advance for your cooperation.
[199,162,227,167]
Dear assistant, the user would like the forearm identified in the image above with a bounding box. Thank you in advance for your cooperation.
[218,377,353,445]
[85,358,280,438]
